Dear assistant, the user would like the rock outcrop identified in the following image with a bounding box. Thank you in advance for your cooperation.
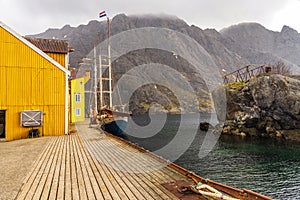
[213,74,300,142]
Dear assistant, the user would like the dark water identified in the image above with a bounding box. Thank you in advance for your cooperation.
[123,114,300,199]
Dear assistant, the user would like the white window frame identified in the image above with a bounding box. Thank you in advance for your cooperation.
[75,93,81,103]
[75,108,81,116]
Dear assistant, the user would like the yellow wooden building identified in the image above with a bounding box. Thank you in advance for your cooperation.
[0,21,70,141]
[25,37,70,69]
[70,77,85,123]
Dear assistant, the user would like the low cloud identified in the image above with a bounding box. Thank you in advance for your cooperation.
[0,0,294,35]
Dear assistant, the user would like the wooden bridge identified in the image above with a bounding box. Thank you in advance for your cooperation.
[223,64,269,83]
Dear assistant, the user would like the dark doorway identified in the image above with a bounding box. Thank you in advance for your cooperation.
[0,110,5,138]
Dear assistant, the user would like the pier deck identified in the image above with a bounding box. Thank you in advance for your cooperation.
[16,122,195,200]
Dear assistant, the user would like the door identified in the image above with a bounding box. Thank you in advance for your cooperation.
[0,110,5,138]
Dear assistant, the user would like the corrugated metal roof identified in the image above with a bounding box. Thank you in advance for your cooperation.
[25,37,70,54]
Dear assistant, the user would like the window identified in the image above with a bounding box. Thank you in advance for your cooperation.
[20,110,43,127]
[75,108,81,116]
[75,93,81,103]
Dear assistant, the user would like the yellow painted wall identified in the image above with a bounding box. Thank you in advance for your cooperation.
[0,26,66,140]
[70,77,85,123]
[46,53,66,68]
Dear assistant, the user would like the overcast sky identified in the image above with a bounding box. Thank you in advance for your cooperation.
[1,0,300,35]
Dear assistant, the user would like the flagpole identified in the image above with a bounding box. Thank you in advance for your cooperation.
[99,11,112,108]
[98,11,106,109]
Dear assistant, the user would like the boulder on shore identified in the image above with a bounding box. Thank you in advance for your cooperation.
[199,122,214,131]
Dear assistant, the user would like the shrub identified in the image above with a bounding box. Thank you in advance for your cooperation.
[267,61,291,75]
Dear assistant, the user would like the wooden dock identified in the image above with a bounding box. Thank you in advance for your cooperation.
[15,122,272,200]
[15,122,194,200]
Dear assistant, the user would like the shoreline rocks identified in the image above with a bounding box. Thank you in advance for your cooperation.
[213,74,300,142]
[199,122,214,131]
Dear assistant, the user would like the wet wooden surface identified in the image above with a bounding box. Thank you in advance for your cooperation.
[16,122,194,200]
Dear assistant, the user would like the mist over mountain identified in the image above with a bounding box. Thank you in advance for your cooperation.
[29,14,300,74]
[221,23,300,73]
[28,14,300,113]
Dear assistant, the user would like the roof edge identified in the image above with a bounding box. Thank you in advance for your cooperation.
[0,21,70,76]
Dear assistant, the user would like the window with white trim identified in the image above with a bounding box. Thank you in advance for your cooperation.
[75,93,81,103]
[75,108,81,116]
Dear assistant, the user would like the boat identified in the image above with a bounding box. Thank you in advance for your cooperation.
[98,107,131,136]
[95,17,130,136]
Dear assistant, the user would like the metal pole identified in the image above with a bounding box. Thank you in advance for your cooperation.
[107,17,113,108]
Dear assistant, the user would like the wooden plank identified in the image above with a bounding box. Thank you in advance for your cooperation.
[31,137,62,200]
[115,140,186,183]
[71,134,88,200]
[79,136,113,200]
[85,135,163,199]
[64,135,72,200]
[75,129,121,200]
[57,134,67,200]
[98,139,171,200]
[16,123,197,200]
[70,135,80,200]
[18,139,57,199]
[73,134,96,200]
[81,134,145,200]
[112,140,178,182]
[91,147,133,200]
[83,139,126,200]
[74,134,105,200]
[16,137,58,200]
[48,135,64,199]
[41,136,63,199]
[103,136,182,199]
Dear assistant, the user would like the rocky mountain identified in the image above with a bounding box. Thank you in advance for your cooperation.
[28,14,300,114]
[29,14,300,73]
[220,23,300,73]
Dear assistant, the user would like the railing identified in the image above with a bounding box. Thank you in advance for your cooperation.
[223,64,269,83]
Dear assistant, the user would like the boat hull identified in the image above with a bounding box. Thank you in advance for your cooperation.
[101,119,128,136]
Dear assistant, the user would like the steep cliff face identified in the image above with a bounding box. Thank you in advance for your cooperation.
[213,74,300,142]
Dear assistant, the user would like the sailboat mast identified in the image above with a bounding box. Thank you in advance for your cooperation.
[99,55,103,108]
[107,17,113,108]
[98,32,103,108]
[93,46,98,115]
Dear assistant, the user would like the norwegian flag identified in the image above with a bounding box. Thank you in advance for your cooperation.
[99,11,107,18]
